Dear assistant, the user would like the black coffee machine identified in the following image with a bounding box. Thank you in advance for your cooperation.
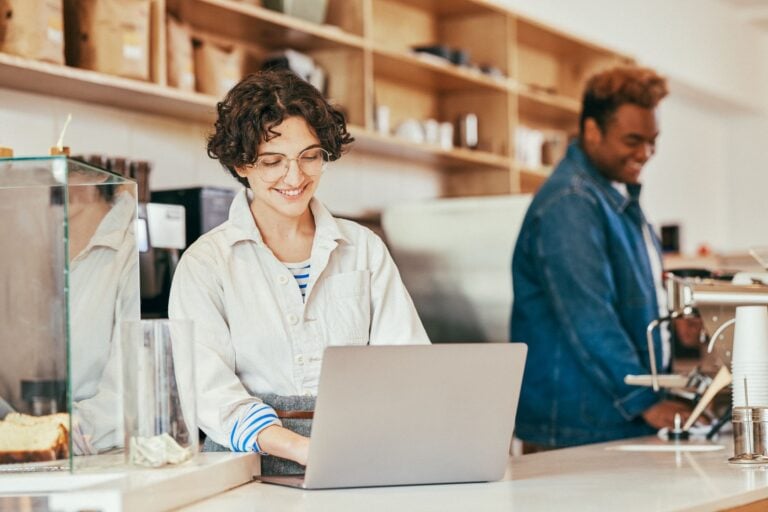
[140,187,236,317]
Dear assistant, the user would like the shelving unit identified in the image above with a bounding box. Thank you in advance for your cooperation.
[519,167,552,194]
[0,0,632,197]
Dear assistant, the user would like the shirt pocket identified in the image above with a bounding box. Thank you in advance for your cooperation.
[321,270,371,345]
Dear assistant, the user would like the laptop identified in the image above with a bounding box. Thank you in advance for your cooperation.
[258,343,527,489]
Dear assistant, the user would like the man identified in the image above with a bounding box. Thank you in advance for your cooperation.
[511,66,690,449]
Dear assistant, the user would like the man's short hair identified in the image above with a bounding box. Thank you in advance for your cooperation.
[579,66,668,134]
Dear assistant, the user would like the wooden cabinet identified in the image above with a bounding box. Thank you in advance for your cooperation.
[0,0,631,196]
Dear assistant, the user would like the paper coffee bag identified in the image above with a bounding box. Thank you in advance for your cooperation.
[166,15,194,91]
[64,0,150,81]
[0,0,65,64]
[193,39,244,98]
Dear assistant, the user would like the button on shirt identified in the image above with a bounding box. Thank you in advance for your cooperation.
[169,190,430,450]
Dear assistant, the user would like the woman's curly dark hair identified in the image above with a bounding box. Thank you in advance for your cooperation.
[207,69,354,187]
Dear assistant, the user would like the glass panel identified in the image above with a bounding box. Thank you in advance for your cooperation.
[0,157,139,474]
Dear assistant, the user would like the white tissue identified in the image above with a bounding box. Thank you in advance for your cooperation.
[130,433,192,467]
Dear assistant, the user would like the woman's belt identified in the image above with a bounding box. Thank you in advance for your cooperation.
[275,409,314,420]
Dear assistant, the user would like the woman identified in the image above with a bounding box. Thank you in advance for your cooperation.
[169,69,429,467]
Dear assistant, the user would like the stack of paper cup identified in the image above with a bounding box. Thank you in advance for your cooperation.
[732,306,768,407]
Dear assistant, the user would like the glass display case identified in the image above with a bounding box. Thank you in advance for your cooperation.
[0,156,139,473]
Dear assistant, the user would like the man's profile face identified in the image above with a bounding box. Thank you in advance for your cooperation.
[582,104,659,184]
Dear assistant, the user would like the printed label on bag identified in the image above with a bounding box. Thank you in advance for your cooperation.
[47,16,63,44]
[220,65,240,92]
[123,31,144,61]
[181,72,194,89]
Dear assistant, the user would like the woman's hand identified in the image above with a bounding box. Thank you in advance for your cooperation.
[256,425,310,466]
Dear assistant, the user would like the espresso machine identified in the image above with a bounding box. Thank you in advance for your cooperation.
[138,202,186,317]
[626,265,768,436]
[140,187,236,317]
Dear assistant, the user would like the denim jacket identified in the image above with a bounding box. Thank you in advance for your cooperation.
[511,141,665,447]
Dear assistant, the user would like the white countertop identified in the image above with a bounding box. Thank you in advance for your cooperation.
[0,453,259,512]
[179,437,768,512]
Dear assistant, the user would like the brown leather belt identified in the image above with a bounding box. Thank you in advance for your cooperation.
[275,409,314,420]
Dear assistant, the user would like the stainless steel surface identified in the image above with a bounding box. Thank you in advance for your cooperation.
[706,317,736,353]
[646,314,680,391]
[645,274,768,390]
[730,406,768,464]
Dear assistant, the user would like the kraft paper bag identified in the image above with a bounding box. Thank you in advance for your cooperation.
[166,15,194,92]
[193,39,244,98]
[0,0,65,64]
[64,0,150,81]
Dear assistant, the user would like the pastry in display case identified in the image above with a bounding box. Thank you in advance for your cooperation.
[0,155,139,472]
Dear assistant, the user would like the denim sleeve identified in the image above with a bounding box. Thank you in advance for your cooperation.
[533,191,659,420]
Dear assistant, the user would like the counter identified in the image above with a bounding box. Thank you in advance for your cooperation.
[180,437,768,512]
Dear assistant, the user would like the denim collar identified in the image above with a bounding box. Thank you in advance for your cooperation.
[566,141,642,213]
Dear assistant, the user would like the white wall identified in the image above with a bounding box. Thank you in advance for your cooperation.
[641,88,731,254]
[725,113,768,250]
[497,0,768,254]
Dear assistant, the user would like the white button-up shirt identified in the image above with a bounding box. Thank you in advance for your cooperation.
[70,190,140,452]
[169,190,429,447]
[70,190,139,401]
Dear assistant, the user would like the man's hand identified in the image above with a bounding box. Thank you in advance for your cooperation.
[641,400,693,429]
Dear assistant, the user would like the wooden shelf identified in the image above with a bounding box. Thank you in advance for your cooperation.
[517,85,580,113]
[0,51,511,172]
[349,126,512,171]
[514,16,632,106]
[0,0,633,198]
[517,86,580,130]
[0,52,218,123]
[382,0,508,16]
[516,15,625,62]
[372,46,510,93]
[170,0,366,51]
[519,166,552,193]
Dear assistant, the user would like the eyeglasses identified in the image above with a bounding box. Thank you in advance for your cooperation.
[252,147,330,183]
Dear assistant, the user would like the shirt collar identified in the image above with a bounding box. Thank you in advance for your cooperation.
[98,190,136,246]
[73,190,135,261]
[224,188,350,246]
[567,141,642,212]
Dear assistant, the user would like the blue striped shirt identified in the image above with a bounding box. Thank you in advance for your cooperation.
[229,402,281,453]
[284,260,311,301]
